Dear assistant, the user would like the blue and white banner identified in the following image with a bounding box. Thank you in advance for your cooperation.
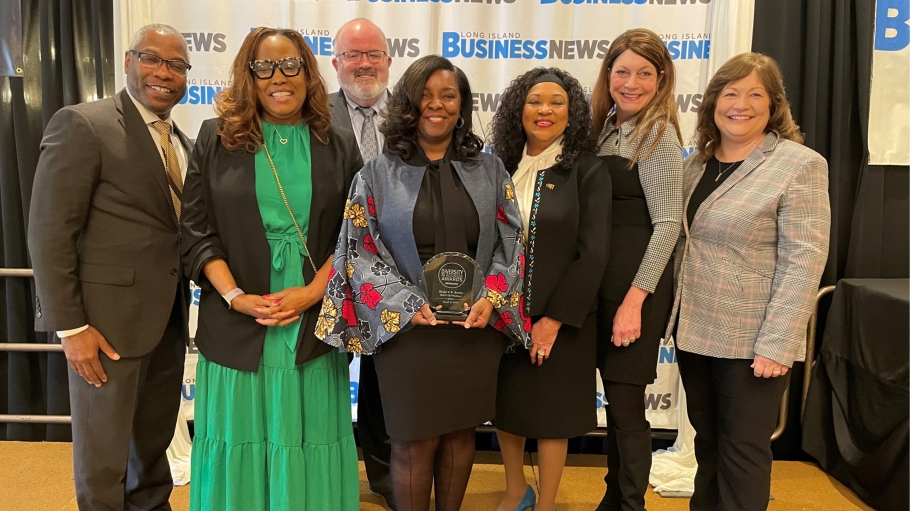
[120,0,753,428]
[870,0,910,165]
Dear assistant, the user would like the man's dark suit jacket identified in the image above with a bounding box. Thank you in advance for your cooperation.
[28,88,191,357]
[517,152,613,327]
[181,118,363,371]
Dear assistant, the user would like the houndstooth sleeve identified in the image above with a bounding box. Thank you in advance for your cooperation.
[597,119,683,293]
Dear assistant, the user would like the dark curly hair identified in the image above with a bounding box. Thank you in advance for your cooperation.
[379,55,483,161]
[488,67,593,173]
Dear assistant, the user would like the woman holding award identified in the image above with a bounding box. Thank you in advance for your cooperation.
[180,28,362,510]
[488,67,612,511]
[316,55,528,511]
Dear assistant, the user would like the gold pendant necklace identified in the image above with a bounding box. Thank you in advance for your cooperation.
[273,124,289,145]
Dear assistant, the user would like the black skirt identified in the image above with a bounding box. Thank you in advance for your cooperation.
[597,269,673,385]
[494,312,597,439]
[372,324,509,441]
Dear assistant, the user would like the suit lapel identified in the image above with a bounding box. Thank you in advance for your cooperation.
[690,132,777,228]
[116,89,175,222]
[330,90,354,132]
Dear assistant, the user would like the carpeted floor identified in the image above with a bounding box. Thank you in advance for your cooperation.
[1,442,872,511]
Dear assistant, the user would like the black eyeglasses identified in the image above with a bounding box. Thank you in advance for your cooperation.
[337,50,388,64]
[249,57,305,80]
[130,50,191,76]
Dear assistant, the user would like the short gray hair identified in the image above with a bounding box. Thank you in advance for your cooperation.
[129,24,189,61]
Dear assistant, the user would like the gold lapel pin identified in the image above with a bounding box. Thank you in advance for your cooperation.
[546,183,555,190]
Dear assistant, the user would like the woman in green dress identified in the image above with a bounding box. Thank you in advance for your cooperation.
[180,28,364,510]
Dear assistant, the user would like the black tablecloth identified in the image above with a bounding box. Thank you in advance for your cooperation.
[803,279,909,511]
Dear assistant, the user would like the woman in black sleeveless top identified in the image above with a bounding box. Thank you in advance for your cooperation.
[591,29,684,511]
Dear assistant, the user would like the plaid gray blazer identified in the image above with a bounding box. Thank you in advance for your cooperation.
[665,132,831,366]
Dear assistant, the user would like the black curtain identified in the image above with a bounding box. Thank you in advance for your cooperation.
[0,0,113,441]
[751,0,910,466]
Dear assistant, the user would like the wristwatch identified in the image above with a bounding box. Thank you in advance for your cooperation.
[222,288,245,309]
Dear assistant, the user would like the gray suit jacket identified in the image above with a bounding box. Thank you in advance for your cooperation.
[666,132,830,366]
[28,88,191,357]
[328,90,354,132]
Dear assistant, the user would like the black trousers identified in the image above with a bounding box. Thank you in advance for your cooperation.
[357,353,393,495]
[68,290,186,511]
[677,349,790,511]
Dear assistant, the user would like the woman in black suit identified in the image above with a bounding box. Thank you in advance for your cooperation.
[488,67,612,511]
[180,28,362,510]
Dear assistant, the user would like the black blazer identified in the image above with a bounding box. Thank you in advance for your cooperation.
[521,151,612,328]
[181,118,363,371]
[29,88,191,356]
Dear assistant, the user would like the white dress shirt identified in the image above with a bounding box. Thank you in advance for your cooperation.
[57,90,189,339]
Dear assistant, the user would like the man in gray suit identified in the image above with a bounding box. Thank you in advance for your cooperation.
[330,18,396,510]
[330,18,392,162]
[28,24,192,511]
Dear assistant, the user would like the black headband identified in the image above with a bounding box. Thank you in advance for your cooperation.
[530,72,568,91]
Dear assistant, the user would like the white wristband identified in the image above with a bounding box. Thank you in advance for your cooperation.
[222,288,245,309]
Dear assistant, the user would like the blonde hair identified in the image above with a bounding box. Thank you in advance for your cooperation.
[215,28,331,153]
[694,52,803,162]
[591,28,682,165]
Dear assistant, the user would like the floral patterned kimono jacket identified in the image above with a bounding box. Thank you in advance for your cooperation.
[316,149,530,440]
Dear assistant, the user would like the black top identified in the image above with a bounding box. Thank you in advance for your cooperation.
[406,146,480,264]
[686,156,744,227]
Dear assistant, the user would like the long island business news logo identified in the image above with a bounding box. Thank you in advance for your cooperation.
[444,32,609,60]
[444,31,709,60]
[180,78,230,105]
[261,29,421,58]
[182,32,227,52]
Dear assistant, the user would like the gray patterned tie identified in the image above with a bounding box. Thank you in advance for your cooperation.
[357,106,378,161]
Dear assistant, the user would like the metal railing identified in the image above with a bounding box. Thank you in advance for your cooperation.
[0,268,71,424]
[769,284,837,440]
[800,285,837,422]
[0,267,836,437]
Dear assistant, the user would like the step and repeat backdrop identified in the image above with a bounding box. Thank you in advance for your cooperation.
[114,0,744,430]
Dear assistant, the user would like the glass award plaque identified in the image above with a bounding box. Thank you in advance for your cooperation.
[418,252,484,320]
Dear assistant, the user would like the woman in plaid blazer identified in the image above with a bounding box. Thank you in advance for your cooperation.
[668,53,830,511]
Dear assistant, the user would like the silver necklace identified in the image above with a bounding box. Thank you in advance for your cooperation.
[716,159,737,182]
[273,124,289,145]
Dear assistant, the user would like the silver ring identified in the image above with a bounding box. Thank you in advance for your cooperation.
[621,339,631,347]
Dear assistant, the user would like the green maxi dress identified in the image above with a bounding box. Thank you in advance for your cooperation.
[189,121,359,511]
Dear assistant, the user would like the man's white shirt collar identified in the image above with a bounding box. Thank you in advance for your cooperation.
[342,89,389,116]
[125,88,173,128]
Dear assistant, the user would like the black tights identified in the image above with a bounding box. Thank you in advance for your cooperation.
[601,380,649,509]
[390,427,475,511]
[603,380,649,432]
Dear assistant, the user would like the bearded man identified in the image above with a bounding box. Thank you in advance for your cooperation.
[329,17,397,511]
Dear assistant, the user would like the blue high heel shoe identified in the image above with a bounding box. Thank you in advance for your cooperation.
[514,484,536,511]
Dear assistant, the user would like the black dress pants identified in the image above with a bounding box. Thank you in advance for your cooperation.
[68,290,186,511]
[677,349,790,511]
